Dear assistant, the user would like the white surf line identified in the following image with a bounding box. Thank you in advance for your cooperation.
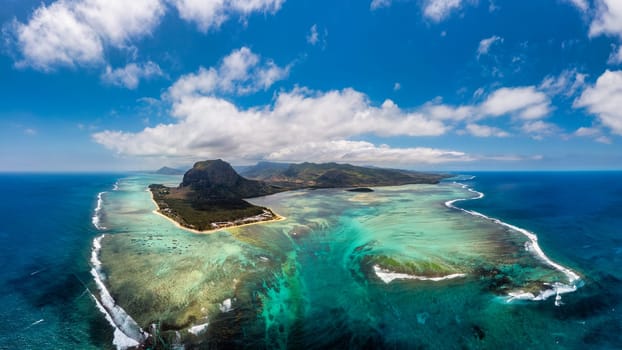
[92,192,106,230]
[89,185,150,349]
[90,235,149,350]
[444,180,581,305]
[373,265,466,284]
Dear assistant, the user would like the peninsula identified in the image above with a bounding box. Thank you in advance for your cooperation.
[150,159,448,232]
[150,160,282,232]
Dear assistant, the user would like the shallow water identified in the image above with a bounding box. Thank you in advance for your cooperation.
[94,174,594,348]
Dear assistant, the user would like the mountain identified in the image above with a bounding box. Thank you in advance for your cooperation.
[237,161,292,178]
[154,166,185,175]
[181,159,282,201]
[241,161,448,188]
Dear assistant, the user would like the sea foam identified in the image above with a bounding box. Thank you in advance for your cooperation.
[445,180,582,305]
[92,192,106,230]
[373,265,466,284]
[219,298,233,313]
[188,322,209,335]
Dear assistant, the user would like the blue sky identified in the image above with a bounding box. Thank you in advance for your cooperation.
[1,0,622,171]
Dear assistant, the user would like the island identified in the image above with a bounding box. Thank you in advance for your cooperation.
[150,159,449,233]
[346,187,374,192]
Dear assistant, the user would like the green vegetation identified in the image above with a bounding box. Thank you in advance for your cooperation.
[150,184,276,231]
[240,161,449,189]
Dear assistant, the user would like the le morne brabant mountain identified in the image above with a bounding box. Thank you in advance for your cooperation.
[150,159,448,231]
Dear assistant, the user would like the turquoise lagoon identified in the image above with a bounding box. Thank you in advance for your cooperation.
[93,174,585,349]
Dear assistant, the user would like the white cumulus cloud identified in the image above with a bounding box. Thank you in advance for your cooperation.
[92,88,458,165]
[465,123,509,137]
[608,45,622,65]
[589,0,622,39]
[76,0,165,46]
[521,120,558,139]
[423,0,463,22]
[370,0,392,11]
[539,69,587,97]
[93,79,559,164]
[266,140,472,164]
[479,87,550,120]
[307,24,319,45]
[11,1,104,70]
[564,0,589,12]
[574,126,601,137]
[101,61,164,89]
[170,0,285,32]
[574,69,622,135]
[91,47,565,164]
[8,0,286,71]
[167,47,290,99]
[10,0,165,70]
[93,58,463,166]
[477,35,503,57]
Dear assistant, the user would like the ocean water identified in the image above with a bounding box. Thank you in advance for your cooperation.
[1,171,621,349]
[458,172,622,348]
[0,173,121,350]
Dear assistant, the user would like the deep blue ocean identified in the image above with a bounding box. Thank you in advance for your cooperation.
[459,171,622,348]
[0,171,621,349]
[0,174,120,350]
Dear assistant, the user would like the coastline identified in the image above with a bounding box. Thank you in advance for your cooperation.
[445,180,582,305]
[148,189,286,234]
